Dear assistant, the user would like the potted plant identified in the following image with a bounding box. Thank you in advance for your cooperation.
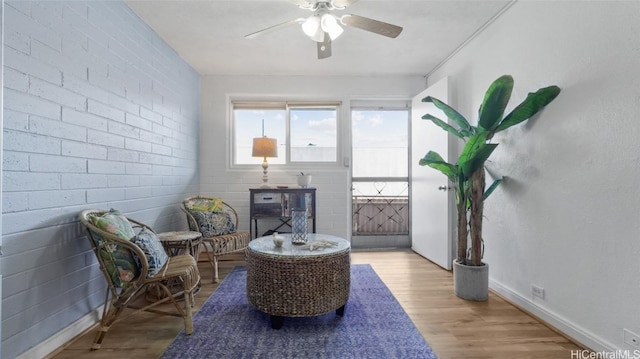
[419,75,561,301]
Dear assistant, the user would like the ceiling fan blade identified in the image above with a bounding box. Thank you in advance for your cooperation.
[245,18,305,39]
[288,0,315,9]
[317,33,332,59]
[340,14,403,38]
[332,0,359,8]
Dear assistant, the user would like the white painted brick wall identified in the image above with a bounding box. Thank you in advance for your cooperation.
[86,188,125,204]
[3,110,29,131]
[2,192,30,213]
[63,108,108,131]
[1,1,201,358]
[61,140,107,159]
[4,68,28,92]
[30,115,87,141]
[5,88,62,119]
[4,131,60,154]
[30,154,86,173]
[87,98,125,122]
[87,159,124,174]
[3,152,29,171]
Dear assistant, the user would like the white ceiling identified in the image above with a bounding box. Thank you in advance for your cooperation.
[124,0,512,77]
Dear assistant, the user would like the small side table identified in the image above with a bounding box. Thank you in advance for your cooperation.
[158,231,203,261]
[157,231,203,297]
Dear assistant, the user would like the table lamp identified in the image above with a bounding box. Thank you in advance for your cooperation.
[252,136,278,188]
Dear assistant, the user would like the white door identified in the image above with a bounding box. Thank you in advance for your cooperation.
[410,77,453,270]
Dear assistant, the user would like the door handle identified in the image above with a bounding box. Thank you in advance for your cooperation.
[438,185,451,191]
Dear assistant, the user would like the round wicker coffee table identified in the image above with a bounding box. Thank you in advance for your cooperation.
[246,233,351,329]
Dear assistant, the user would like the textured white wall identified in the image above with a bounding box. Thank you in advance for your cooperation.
[2,1,200,358]
[428,1,640,352]
[0,1,4,356]
[200,75,424,239]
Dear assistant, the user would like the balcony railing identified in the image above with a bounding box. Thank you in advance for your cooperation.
[352,195,409,235]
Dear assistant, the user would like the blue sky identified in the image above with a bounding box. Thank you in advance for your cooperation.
[352,110,408,148]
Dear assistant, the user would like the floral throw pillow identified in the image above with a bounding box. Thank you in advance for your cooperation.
[190,211,236,237]
[184,198,223,212]
[88,209,139,288]
[131,227,169,277]
[89,209,136,240]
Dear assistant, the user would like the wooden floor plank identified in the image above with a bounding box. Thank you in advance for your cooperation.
[47,250,583,359]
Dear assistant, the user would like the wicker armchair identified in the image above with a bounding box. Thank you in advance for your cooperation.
[79,209,200,350]
[181,196,250,283]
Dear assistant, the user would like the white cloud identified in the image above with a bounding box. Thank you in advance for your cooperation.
[309,117,337,133]
[368,114,384,127]
[352,111,365,123]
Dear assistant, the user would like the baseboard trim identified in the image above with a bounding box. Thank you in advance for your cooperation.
[18,308,101,359]
[489,278,616,353]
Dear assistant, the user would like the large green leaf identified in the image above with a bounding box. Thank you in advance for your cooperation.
[484,178,503,200]
[460,143,498,177]
[478,75,514,132]
[419,151,458,181]
[458,132,497,177]
[459,132,489,164]
[494,85,561,133]
[422,114,464,138]
[423,96,473,134]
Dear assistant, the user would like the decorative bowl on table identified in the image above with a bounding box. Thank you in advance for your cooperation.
[272,232,284,247]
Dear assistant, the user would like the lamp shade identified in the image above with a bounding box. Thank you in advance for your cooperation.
[252,137,278,158]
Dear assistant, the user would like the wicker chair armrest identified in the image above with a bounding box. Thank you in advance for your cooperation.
[180,203,201,233]
[221,201,240,227]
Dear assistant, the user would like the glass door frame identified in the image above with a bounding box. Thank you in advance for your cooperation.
[349,103,411,250]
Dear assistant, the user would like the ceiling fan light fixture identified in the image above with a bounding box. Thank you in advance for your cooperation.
[321,13,343,40]
[246,0,403,59]
[302,16,324,42]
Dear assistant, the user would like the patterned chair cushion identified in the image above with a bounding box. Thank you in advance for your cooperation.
[88,209,139,288]
[184,198,223,212]
[131,228,169,277]
[89,209,136,240]
[190,211,236,237]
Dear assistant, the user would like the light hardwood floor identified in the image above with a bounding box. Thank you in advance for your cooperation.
[48,250,583,359]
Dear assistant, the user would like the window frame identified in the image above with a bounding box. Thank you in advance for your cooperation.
[230,99,343,169]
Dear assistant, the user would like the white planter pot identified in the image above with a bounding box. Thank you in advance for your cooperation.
[453,259,489,301]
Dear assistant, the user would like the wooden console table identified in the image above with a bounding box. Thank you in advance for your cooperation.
[249,188,316,239]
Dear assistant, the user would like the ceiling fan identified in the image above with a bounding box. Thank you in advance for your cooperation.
[245,0,403,59]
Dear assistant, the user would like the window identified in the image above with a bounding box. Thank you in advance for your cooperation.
[232,101,339,166]
[351,109,409,178]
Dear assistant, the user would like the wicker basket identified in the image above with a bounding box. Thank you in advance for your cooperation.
[246,236,350,317]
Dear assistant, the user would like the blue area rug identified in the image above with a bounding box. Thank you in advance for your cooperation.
[162,264,437,358]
